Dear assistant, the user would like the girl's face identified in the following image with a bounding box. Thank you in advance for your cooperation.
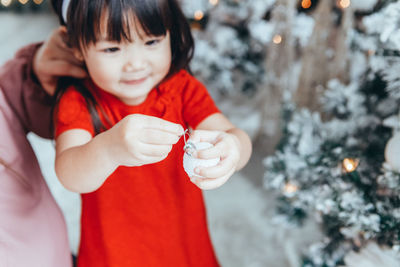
[77,16,172,106]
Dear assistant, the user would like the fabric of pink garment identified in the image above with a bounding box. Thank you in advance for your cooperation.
[0,44,72,267]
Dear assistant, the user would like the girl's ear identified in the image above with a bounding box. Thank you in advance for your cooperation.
[73,49,84,61]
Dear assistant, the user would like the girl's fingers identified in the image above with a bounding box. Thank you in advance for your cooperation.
[191,169,234,190]
[188,130,221,144]
[127,142,170,165]
[195,157,235,179]
[196,141,225,159]
[139,129,181,145]
[141,115,184,135]
[140,144,173,157]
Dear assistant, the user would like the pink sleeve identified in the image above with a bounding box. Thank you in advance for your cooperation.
[0,43,54,138]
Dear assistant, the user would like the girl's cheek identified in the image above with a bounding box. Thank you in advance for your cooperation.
[93,59,118,75]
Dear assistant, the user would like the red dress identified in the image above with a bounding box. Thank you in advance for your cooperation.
[55,70,220,267]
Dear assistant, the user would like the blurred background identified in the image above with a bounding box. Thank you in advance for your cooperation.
[1,0,400,266]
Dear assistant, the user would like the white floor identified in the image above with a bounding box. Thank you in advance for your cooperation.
[0,13,322,267]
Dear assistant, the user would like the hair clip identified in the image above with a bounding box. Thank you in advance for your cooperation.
[62,0,71,23]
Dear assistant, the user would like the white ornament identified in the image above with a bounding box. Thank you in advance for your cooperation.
[183,142,220,178]
[384,132,400,172]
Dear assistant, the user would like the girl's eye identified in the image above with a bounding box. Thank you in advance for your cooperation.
[145,39,161,46]
[103,47,120,53]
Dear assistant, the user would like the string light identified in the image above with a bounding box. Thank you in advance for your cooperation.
[18,0,28,4]
[283,183,298,194]
[33,0,43,4]
[337,0,351,9]
[342,158,359,173]
[1,0,12,7]
[194,10,204,21]
[272,34,282,44]
[367,49,375,56]
[209,0,218,6]
[301,0,312,9]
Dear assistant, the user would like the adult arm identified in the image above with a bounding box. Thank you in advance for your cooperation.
[0,27,86,138]
[0,43,52,138]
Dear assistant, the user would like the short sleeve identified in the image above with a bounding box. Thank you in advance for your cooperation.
[54,86,94,138]
[181,72,220,129]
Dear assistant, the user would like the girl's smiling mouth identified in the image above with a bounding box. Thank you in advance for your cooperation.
[121,77,148,85]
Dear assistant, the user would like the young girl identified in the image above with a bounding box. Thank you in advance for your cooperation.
[51,0,252,266]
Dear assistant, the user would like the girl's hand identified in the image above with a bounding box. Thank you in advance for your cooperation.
[187,130,241,190]
[105,114,184,167]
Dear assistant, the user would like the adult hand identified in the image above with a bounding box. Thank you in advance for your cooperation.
[33,26,86,96]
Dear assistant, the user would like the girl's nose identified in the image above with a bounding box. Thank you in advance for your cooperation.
[123,51,146,72]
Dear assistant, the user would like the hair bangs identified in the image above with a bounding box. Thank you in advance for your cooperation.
[68,0,109,50]
[128,0,172,37]
[82,0,172,48]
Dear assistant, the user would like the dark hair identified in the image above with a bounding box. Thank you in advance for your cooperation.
[51,0,194,134]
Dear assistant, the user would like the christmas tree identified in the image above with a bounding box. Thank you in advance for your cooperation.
[181,0,317,147]
[264,1,400,266]
[182,0,275,98]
